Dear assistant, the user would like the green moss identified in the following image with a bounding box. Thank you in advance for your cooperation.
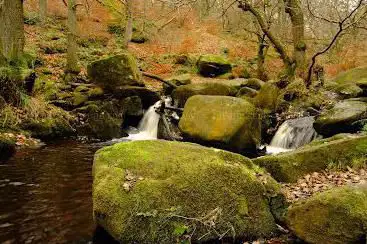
[72,92,88,107]
[93,140,285,243]
[87,87,104,98]
[287,184,367,244]
[253,135,367,182]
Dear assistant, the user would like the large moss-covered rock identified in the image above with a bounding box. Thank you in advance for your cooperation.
[93,140,286,243]
[172,83,236,107]
[287,184,367,244]
[253,134,367,182]
[87,54,144,91]
[179,95,262,152]
[0,134,16,161]
[314,99,367,136]
[197,55,232,77]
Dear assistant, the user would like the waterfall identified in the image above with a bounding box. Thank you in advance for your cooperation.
[267,116,317,154]
[126,100,162,141]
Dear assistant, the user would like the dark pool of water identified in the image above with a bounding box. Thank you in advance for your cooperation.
[0,140,117,244]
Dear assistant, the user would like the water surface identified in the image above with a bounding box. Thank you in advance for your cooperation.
[0,140,114,244]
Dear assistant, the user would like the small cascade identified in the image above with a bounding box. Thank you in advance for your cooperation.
[267,116,317,154]
[126,100,163,140]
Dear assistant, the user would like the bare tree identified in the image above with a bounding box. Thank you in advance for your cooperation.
[0,0,25,63]
[305,0,367,85]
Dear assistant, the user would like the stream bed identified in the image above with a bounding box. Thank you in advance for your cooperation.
[0,140,114,244]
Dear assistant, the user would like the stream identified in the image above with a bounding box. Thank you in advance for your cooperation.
[0,141,113,244]
[0,98,318,243]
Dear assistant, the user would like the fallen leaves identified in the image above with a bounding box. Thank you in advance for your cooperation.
[282,167,367,202]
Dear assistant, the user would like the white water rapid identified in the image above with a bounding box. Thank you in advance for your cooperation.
[125,100,162,140]
[266,116,317,154]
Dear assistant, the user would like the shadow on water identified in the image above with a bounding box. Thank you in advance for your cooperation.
[0,140,117,244]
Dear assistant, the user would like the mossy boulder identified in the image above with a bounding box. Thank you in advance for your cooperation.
[22,116,74,139]
[0,134,16,161]
[237,87,258,99]
[112,86,160,109]
[328,83,364,99]
[179,95,262,152]
[243,78,265,90]
[197,55,232,77]
[172,83,236,107]
[163,74,192,95]
[287,184,367,244]
[331,66,367,97]
[87,54,144,91]
[253,134,367,182]
[131,32,149,44]
[74,101,123,140]
[253,82,281,113]
[93,140,286,243]
[314,99,367,137]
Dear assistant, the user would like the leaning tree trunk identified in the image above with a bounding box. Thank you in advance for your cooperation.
[284,0,306,77]
[123,0,133,49]
[39,0,47,23]
[0,0,25,63]
[66,0,80,73]
[238,2,295,77]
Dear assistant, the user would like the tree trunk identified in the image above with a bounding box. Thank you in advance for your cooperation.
[66,0,80,73]
[0,0,25,63]
[284,0,306,77]
[39,0,47,23]
[257,35,269,81]
[123,0,133,49]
